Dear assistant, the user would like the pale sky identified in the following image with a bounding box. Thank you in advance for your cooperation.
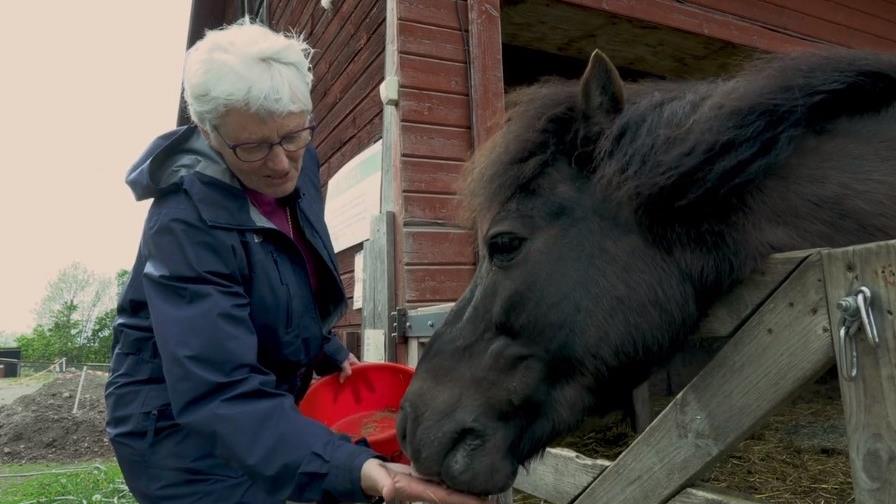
[0,2,192,334]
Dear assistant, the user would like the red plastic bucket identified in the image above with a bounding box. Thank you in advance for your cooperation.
[298,362,414,462]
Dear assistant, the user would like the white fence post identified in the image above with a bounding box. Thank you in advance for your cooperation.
[72,366,88,414]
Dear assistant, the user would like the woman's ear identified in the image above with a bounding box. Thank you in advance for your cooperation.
[198,126,212,143]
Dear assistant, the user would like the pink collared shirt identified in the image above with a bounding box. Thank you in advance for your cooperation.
[245,188,321,296]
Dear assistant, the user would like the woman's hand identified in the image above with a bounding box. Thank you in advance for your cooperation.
[360,459,485,504]
[339,353,360,383]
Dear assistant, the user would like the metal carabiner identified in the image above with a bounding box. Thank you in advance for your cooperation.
[838,323,858,381]
[836,286,880,381]
[855,286,880,347]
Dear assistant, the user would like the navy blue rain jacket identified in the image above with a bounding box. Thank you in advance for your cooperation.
[105,125,377,502]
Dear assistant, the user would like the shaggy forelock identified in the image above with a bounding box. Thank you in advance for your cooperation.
[460,80,581,226]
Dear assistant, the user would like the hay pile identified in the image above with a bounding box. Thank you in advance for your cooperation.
[0,371,113,463]
[705,377,852,503]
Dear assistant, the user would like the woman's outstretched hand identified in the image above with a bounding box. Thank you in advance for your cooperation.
[360,459,486,504]
[339,353,361,383]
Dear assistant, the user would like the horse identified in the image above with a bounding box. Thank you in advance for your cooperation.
[396,48,896,495]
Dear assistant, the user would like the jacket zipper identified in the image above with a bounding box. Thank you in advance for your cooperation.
[270,252,294,330]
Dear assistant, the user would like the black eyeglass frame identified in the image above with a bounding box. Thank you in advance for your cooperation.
[213,121,316,162]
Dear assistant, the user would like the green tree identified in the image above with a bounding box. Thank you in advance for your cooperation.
[115,268,131,298]
[18,265,127,364]
[82,307,116,362]
[75,268,128,362]
[18,300,82,362]
[34,262,114,336]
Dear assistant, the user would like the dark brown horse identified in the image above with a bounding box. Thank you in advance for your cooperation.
[396,48,896,494]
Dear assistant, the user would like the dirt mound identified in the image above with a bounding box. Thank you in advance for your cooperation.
[0,371,113,463]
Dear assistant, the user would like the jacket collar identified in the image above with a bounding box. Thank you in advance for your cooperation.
[176,129,342,281]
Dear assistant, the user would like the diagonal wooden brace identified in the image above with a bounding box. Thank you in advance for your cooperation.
[571,251,834,504]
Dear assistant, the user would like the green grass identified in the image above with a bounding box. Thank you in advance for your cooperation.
[0,461,135,504]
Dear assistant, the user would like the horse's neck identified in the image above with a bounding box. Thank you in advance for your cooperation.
[666,109,896,306]
[748,108,896,256]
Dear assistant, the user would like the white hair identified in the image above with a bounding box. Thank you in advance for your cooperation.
[182,17,314,130]
[321,0,333,9]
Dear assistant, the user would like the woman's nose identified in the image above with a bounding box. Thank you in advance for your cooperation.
[266,145,290,170]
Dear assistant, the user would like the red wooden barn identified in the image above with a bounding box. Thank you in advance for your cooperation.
[183,0,896,364]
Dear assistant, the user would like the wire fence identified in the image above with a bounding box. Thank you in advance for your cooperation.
[1,358,110,378]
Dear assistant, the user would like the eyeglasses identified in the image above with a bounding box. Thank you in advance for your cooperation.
[213,122,316,162]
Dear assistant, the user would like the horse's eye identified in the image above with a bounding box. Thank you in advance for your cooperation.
[488,233,526,264]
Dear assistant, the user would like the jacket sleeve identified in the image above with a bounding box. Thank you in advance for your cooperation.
[315,332,350,376]
[142,205,377,503]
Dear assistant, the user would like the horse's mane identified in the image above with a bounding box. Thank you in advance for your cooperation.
[461,79,580,225]
[463,49,896,225]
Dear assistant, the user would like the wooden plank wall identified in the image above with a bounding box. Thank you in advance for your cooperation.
[395,0,477,350]
[683,0,896,52]
[563,0,896,53]
[270,0,386,355]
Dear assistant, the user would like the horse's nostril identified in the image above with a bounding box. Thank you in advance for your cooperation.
[453,428,485,454]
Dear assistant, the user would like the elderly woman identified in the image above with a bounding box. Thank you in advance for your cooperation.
[105,19,480,504]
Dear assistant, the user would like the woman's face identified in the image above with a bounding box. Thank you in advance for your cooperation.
[204,108,310,198]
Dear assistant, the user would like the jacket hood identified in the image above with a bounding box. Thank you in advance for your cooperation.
[126,125,240,201]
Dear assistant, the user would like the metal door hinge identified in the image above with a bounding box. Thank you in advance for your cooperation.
[390,308,408,340]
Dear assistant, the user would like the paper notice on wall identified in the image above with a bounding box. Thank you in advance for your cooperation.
[324,140,382,253]
[352,250,364,310]
[363,329,385,362]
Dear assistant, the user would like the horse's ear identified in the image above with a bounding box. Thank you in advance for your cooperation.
[580,49,625,118]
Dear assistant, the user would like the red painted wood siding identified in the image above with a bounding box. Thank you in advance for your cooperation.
[562,0,896,52]
[270,0,386,342]
[687,0,896,50]
[397,0,476,307]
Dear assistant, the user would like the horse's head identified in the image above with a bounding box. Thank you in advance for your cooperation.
[398,47,896,494]
[397,51,699,494]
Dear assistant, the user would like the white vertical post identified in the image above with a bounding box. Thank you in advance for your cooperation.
[72,366,88,414]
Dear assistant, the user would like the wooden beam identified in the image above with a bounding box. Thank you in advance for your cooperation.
[381,0,400,215]
[362,212,397,362]
[696,249,819,339]
[558,0,824,53]
[645,249,818,425]
[822,240,896,503]
[398,0,468,31]
[515,448,609,504]
[467,0,504,147]
[688,0,896,51]
[669,487,762,504]
[502,0,760,81]
[359,0,400,363]
[573,252,834,504]
[630,380,652,433]
[515,447,761,504]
